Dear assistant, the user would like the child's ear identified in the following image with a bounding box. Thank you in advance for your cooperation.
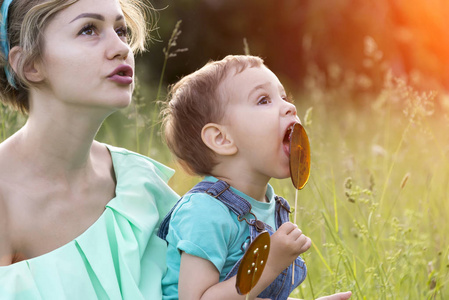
[201,123,237,156]
[9,46,45,83]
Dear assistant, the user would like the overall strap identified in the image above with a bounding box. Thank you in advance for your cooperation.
[202,181,268,232]
[158,180,292,241]
[157,180,253,241]
[189,180,252,218]
[157,197,182,241]
[274,195,291,228]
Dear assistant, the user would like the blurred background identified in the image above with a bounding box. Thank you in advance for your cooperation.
[139,0,449,99]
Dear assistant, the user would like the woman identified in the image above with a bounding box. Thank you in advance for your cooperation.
[0,0,179,298]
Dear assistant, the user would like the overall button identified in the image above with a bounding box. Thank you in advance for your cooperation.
[254,220,265,232]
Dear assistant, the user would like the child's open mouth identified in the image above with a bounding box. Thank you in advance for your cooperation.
[283,124,295,156]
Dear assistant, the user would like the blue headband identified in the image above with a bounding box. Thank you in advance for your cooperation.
[1,0,17,88]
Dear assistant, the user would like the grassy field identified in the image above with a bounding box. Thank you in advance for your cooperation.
[282,82,449,299]
[1,67,448,299]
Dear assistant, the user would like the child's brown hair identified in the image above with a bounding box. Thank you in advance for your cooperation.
[162,54,264,176]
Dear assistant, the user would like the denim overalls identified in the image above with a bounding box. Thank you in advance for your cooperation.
[158,180,307,300]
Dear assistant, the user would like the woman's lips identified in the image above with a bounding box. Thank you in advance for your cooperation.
[107,65,133,85]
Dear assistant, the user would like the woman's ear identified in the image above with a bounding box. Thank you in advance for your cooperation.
[201,123,237,156]
[9,46,45,83]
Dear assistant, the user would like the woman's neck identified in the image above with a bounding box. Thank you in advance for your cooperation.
[13,107,109,180]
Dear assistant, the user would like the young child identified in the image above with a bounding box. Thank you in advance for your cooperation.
[158,55,351,300]
[158,55,309,299]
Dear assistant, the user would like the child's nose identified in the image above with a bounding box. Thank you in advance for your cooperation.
[282,101,297,116]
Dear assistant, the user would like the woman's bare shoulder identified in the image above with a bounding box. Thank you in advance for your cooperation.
[0,188,13,266]
[0,135,18,173]
[0,135,24,185]
[0,140,16,266]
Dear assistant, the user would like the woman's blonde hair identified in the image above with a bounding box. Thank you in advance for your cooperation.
[0,0,153,113]
[162,55,264,176]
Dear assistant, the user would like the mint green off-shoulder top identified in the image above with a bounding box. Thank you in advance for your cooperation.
[0,145,179,300]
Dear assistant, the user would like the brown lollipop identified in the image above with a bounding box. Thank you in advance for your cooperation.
[289,122,311,284]
[236,231,270,298]
[289,122,311,190]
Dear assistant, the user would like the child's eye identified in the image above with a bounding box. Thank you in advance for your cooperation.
[282,95,293,103]
[78,24,97,36]
[257,96,271,105]
[116,26,128,39]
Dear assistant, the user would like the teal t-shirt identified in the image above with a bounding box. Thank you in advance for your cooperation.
[0,145,179,300]
[162,176,277,299]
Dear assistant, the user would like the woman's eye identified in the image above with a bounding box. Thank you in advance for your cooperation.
[78,24,97,36]
[116,26,128,38]
[257,96,270,105]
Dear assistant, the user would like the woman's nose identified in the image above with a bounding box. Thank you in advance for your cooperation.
[106,31,131,60]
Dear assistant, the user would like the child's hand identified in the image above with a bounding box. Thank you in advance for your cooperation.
[266,222,311,275]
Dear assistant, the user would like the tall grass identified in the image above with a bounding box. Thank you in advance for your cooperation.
[1,31,448,299]
[0,102,25,140]
[280,61,449,298]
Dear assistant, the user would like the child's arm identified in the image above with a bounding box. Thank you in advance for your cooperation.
[178,222,311,300]
[179,253,254,300]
